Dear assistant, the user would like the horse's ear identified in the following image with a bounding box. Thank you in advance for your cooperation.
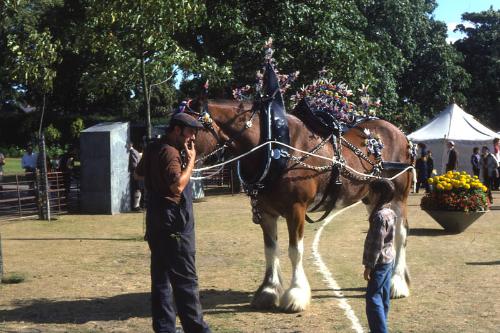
[189,98,203,114]
[237,101,246,113]
[199,80,209,103]
[190,80,209,113]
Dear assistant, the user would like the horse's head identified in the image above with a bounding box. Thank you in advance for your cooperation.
[180,93,262,166]
[181,97,234,165]
[204,99,262,154]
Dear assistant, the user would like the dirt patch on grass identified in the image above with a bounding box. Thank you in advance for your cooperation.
[0,193,499,332]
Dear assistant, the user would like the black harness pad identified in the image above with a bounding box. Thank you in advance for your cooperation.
[264,62,290,185]
[238,63,291,191]
[293,98,341,138]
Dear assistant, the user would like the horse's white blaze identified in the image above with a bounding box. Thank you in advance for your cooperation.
[391,203,410,298]
[281,239,311,311]
[312,202,364,333]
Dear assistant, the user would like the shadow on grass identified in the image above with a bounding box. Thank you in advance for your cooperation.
[3,237,143,241]
[313,287,365,292]
[200,289,255,314]
[0,289,286,323]
[312,287,366,300]
[465,260,500,266]
[409,228,451,236]
[201,288,367,313]
[0,292,150,324]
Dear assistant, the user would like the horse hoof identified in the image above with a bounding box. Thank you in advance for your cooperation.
[390,274,410,299]
[251,286,281,309]
[280,287,310,313]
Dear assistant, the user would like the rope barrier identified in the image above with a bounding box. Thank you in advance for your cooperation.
[193,140,414,181]
[190,166,225,180]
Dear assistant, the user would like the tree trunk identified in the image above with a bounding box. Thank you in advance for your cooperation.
[141,55,152,139]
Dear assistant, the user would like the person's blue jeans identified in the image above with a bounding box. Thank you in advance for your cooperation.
[365,262,393,333]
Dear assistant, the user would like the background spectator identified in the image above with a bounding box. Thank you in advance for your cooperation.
[480,146,497,204]
[415,153,430,193]
[471,147,481,177]
[128,142,143,211]
[417,143,427,158]
[21,144,38,173]
[493,138,500,190]
[59,147,76,197]
[0,151,5,189]
[445,141,458,172]
[426,150,435,177]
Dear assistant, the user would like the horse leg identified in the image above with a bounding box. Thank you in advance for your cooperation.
[280,203,311,312]
[390,199,411,298]
[251,211,284,309]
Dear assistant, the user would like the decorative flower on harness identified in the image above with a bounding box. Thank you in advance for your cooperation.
[290,72,382,126]
[291,78,357,123]
[200,111,213,126]
[177,100,192,114]
[232,38,299,102]
[175,99,213,128]
[363,128,384,160]
[408,140,418,161]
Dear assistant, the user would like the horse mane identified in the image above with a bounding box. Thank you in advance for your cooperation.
[208,99,253,110]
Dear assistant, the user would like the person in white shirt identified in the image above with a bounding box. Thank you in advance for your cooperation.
[21,144,38,190]
[21,144,38,173]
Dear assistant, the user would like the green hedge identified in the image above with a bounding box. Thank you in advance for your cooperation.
[0,145,23,158]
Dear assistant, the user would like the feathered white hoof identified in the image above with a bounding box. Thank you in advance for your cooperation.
[391,273,410,299]
[279,286,311,313]
[251,284,283,309]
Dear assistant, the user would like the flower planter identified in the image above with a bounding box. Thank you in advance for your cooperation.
[423,210,488,233]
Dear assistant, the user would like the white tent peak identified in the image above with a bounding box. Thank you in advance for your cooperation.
[408,103,498,142]
[408,104,498,174]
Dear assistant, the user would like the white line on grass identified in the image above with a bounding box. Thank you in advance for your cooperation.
[311,201,364,333]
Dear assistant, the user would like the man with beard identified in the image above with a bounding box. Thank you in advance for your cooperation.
[135,113,211,333]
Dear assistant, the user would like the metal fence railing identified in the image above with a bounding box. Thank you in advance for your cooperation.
[0,171,79,222]
[201,164,241,194]
[0,173,39,221]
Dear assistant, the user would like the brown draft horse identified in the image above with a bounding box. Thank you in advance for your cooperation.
[192,99,412,313]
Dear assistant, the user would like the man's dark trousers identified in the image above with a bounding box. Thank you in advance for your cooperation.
[147,188,211,333]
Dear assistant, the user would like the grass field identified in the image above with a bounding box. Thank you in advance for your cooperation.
[0,193,498,332]
[1,157,23,174]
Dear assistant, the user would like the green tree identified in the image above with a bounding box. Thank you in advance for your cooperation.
[2,0,62,135]
[184,0,372,90]
[454,7,500,130]
[2,1,62,97]
[181,0,468,132]
[44,123,61,143]
[70,117,84,139]
[355,0,469,130]
[82,0,231,138]
[397,19,469,119]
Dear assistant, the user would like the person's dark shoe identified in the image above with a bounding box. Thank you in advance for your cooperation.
[132,206,142,212]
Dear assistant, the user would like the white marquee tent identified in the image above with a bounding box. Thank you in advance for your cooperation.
[408,104,499,175]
